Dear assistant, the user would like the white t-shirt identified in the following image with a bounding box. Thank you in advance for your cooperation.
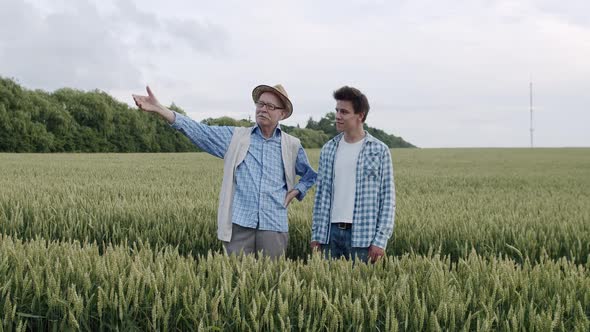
[330,137,365,224]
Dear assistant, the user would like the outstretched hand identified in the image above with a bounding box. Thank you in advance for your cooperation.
[132,86,164,113]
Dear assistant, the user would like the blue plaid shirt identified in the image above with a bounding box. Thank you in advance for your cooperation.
[171,112,317,233]
[311,132,395,249]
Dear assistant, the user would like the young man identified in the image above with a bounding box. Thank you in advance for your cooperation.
[310,86,395,263]
[132,84,317,258]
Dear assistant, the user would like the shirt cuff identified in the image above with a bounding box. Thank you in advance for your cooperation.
[371,236,388,249]
[169,111,183,129]
[294,183,308,201]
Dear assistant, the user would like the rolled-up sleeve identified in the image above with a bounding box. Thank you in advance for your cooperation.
[293,147,317,200]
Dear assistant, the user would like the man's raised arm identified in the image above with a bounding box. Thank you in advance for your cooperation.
[132,86,176,124]
[132,86,234,159]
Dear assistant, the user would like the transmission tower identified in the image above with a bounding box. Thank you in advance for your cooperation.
[529,79,534,148]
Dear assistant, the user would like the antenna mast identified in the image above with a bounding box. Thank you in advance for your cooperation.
[529,79,534,148]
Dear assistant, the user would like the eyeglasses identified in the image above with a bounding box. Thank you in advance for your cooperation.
[255,101,284,111]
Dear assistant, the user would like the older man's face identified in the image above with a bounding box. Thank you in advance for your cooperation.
[255,92,286,129]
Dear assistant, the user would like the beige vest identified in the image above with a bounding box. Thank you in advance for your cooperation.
[217,126,301,242]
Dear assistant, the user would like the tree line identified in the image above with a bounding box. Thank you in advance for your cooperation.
[0,77,415,152]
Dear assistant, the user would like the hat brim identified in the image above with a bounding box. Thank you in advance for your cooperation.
[252,85,293,120]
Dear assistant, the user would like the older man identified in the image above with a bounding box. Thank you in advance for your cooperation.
[132,84,317,258]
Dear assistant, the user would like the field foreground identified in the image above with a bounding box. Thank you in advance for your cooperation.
[0,149,589,330]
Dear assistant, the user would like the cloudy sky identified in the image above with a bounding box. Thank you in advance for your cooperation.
[1,0,588,147]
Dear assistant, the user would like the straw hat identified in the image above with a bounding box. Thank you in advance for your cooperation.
[252,84,293,119]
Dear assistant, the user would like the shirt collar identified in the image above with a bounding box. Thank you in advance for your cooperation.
[332,131,375,144]
[251,124,282,138]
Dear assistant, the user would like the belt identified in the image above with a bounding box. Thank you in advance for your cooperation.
[333,223,352,230]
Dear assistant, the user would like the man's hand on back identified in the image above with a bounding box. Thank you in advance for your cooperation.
[284,189,300,208]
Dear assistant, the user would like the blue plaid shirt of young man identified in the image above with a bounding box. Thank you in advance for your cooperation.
[311,132,395,248]
[171,112,317,233]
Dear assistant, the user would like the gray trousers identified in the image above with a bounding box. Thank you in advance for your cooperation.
[223,223,288,259]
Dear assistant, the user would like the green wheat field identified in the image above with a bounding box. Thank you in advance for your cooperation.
[1,148,589,331]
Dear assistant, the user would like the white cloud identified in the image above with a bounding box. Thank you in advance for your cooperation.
[1,0,589,147]
[0,0,140,90]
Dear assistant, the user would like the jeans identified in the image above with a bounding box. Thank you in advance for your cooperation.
[321,225,369,263]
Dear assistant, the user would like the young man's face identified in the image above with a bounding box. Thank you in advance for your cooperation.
[255,92,286,129]
[335,100,364,133]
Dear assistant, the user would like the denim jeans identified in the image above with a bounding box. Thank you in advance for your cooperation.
[321,225,369,263]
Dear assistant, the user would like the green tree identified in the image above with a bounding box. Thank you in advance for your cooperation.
[202,116,253,127]
[0,76,415,152]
